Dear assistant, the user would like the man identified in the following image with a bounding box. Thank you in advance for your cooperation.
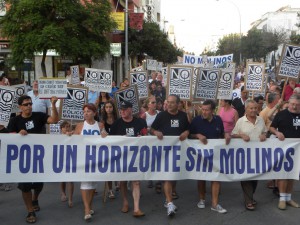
[284,80,300,101]
[231,99,267,210]
[27,80,51,114]
[259,92,281,129]
[7,95,59,223]
[190,100,230,214]
[232,86,249,118]
[269,94,300,210]
[151,94,190,217]
[109,100,147,217]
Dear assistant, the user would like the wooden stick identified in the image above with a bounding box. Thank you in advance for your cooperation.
[102,181,108,203]
[281,78,288,100]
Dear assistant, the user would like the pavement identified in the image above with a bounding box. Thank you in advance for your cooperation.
[1,180,300,225]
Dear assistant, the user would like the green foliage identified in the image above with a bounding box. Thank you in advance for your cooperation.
[290,34,300,45]
[216,33,241,64]
[216,28,286,64]
[242,28,282,61]
[0,0,116,75]
[128,21,182,64]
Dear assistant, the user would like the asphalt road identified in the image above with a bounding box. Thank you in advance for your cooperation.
[1,180,300,225]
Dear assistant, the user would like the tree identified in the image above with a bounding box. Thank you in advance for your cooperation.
[216,33,241,64]
[0,0,116,77]
[128,21,182,64]
[242,28,285,61]
[290,12,300,45]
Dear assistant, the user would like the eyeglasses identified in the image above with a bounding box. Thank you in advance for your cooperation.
[150,101,156,104]
[22,103,33,106]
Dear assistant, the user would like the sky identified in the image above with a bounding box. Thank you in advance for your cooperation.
[160,0,300,55]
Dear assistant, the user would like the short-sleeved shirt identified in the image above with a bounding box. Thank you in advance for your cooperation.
[151,110,189,136]
[270,109,300,138]
[7,112,49,134]
[190,115,224,139]
[232,115,267,141]
[110,117,147,136]
[27,90,51,114]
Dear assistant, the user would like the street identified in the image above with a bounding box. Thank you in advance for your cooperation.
[1,180,300,225]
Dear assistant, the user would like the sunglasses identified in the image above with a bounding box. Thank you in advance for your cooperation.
[22,103,33,106]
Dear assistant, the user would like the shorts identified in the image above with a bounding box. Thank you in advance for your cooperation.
[18,183,44,192]
[80,182,97,190]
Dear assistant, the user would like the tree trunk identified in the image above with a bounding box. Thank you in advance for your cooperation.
[41,49,47,77]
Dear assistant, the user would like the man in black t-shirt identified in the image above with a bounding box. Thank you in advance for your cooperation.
[109,100,147,217]
[232,86,249,118]
[151,94,190,217]
[7,95,59,223]
[270,94,300,210]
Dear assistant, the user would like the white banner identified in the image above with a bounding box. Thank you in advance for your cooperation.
[183,54,233,66]
[1,134,300,182]
[84,68,113,93]
[38,78,68,99]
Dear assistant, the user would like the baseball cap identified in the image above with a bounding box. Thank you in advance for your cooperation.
[120,100,133,109]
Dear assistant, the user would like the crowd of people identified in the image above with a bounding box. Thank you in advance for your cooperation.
[1,69,300,223]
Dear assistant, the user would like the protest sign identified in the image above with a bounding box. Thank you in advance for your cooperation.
[183,54,233,66]
[38,78,68,99]
[167,65,193,100]
[10,84,26,114]
[1,135,300,182]
[84,68,113,93]
[194,68,220,101]
[245,63,265,92]
[157,62,163,71]
[114,85,140,117]
[0,86,15,126]
[130,71,148,99]
[226,62,236,69]
[131,66,144,72]
[278,44,300,79]
[70,65,80,85]
[147,59,158,71]
[217,68,235,100]
[59,85,88,121]
[161,67,168,86]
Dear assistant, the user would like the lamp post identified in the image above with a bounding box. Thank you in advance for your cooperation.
[125,0,129,78]
[216,0,242,64]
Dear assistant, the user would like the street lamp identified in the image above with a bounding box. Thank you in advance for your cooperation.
[125,0,129,78]
[216,0,242,64]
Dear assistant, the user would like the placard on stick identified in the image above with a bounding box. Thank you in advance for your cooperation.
[194,68,220,101]
[38,78,68,99]
[114,85,140,117]
[0,86,15,126]
[278,44,300,79]
[167,65,193,100]
[245,63,265,92]
[10,84,27,114]
[130,71,148,99]
[84,68,113,93]
[70,65,80,85]
[217,68,235,100]
[59,85,88,122]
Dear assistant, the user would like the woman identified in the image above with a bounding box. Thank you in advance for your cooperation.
[59,121,75,208]
[73,104,103,221]
[140,96,161,192]
[95,92,112,121]
[100,101,118,198]
[218,99,239,135]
